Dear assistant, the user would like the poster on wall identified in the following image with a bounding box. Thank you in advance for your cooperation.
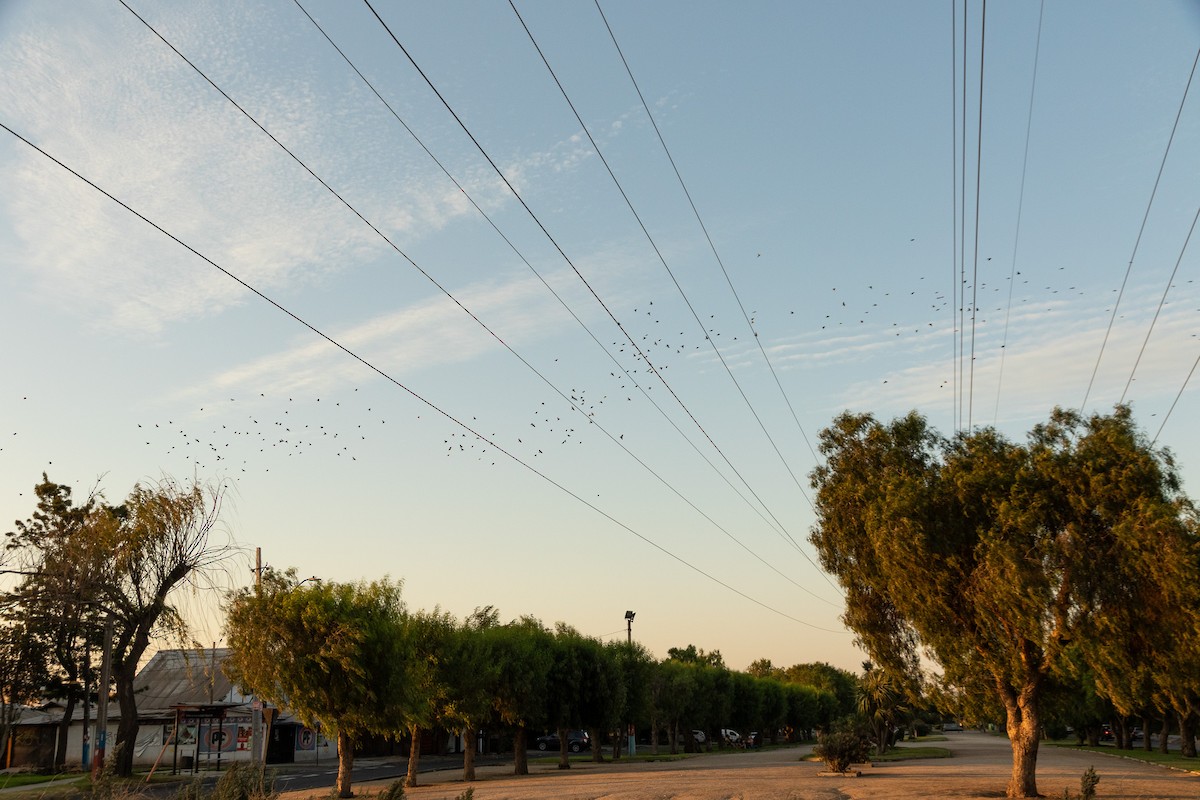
[296,728,316,751]
[199,725,238,753]
[177,725,197,746]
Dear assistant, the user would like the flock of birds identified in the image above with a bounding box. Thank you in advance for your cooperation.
[6,260,1198,506]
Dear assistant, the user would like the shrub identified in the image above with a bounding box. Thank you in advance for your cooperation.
[813,719,872,772]
[375,780,406,800]
[210,762,278,800]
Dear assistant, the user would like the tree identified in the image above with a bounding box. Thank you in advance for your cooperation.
[809,406,1200,797]
[857,667,906,755]
[666,644,725,668]
[489,616,553,775]
[5,475,107,769]
[781,662,857,718]
[402,608,456,787]
[0,621,48,763]
[102,478,234,776]
[225,572,416,798]
[440,608,499,782]
[7,475,234,776]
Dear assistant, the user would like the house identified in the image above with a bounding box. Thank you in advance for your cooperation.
[4,648,328,771]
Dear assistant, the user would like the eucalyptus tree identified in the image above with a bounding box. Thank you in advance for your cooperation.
[809,406,1200,797]
[225,572,416,798]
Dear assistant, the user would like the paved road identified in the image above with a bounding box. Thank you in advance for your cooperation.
[274,731,1200,800]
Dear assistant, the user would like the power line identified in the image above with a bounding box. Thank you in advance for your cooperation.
[288,0,801,566]
[1081,44,1200,413]
[1119,205,1200,404]
[593,0,820,469]
[0,119,845,634]
[361,0,820,565]
[992,0,1044,424]
[509,0,815,542]
[117,0,837,607]
[967,0,987,431]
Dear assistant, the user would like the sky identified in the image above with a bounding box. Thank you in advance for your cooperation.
[2,0,1199,675]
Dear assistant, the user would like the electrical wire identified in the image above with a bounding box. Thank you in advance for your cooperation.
[117,0,839,607]
[360,0,820,565]
[992,0,1044,424]
[1081,44,1200,413]
[593,0,820,469]
[289,0,831,600]
[509,0,816,544]
[967,0,986,431]
[1152,348,1200,447]
[0,119,846,634]
[1119,205,1200,404]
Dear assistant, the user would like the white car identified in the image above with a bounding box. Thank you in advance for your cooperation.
[720,728,741,744]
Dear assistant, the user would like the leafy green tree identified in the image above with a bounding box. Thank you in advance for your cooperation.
[402,608,456,787]
[666,644,725,668]
[781,662,857,718]
[809,406,1200,797]
[440,608,499,782]
[5,475,107,768]
[488,616,553,775]
[606,639,654,758]
[225,572,416,797]
[746,658,781,679]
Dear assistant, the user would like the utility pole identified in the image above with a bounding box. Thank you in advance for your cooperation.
[91,618,113,779]
[250,547,263,765]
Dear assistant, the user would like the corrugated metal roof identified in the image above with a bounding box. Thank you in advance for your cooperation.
[132,648,235,716]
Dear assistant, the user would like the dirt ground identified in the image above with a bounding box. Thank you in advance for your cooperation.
[284,732,1200,800]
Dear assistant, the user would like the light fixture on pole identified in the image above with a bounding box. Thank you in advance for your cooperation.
[624,610,635,644]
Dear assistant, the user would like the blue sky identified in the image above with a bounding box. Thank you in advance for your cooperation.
[2,0,1199,674]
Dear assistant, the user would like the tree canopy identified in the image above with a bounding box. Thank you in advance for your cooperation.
[224,571,416,797]
[809,406,1200,797]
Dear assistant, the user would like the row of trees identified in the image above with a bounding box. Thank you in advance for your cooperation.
[225,572,848,797]
[809,406,1200,798]
[2,475,233,776]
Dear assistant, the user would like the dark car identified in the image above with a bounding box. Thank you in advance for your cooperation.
[535,729,590,752]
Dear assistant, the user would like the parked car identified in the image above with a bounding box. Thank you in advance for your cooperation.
[535,730,590,752]
[942,721,964,731]
[720,728,742,745]
[692,729,706,743]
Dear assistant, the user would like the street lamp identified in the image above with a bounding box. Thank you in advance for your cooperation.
[624,611,636,756]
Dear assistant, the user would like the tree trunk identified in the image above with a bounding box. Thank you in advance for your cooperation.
[669,722,678,755]
[1143,714,1153,752]
[1159,714,1170,754]
[512,726,529,775]
[650,718,659,756]
[557,727,570,770]
[336,728,354,798]
[113,658,140,777]
[55,693,76,770]
[589,726,603,762]
[1180,711,1196,758]
[405,724,420,787]
[1001,682,1040,798]
[463,725,477,781]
